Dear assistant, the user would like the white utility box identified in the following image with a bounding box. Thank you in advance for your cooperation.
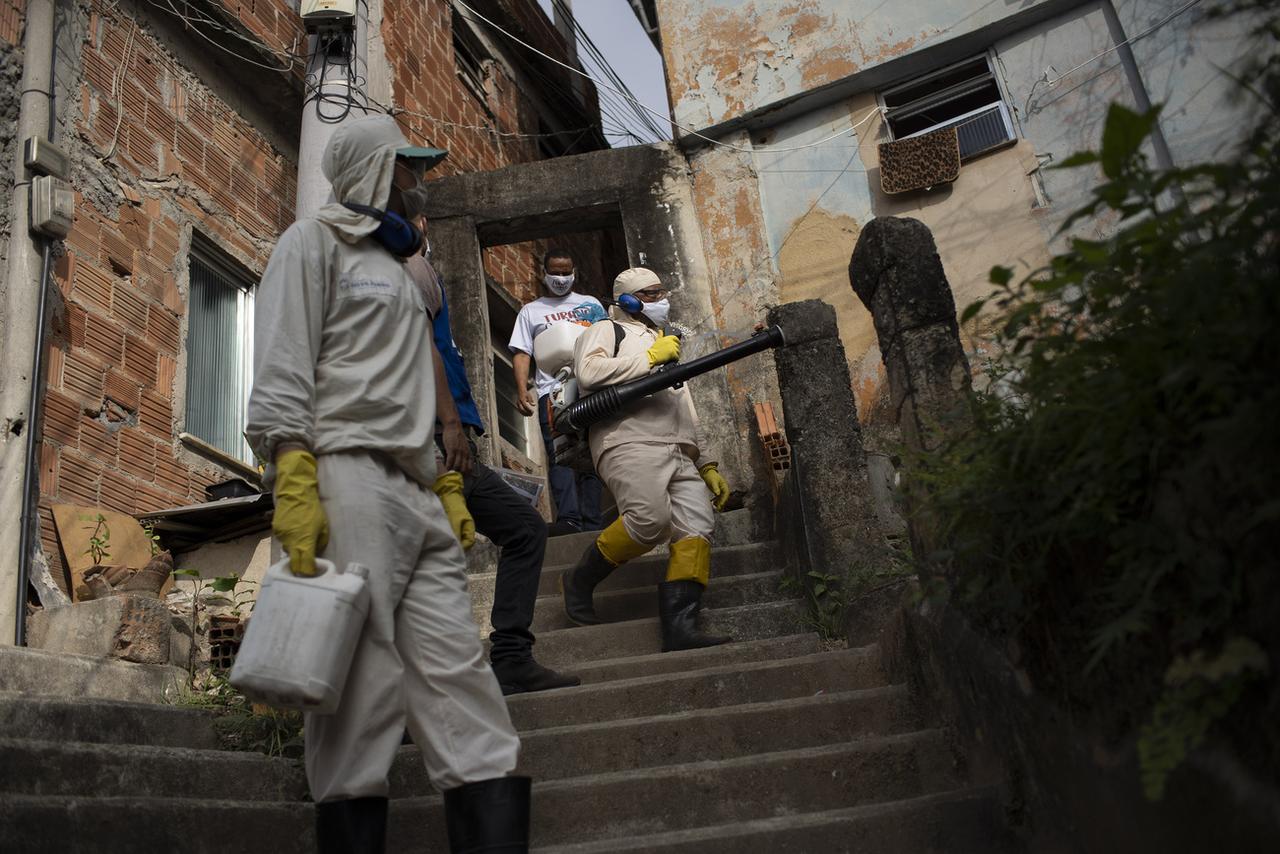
[30,175,73,239]
[300,0,356,33]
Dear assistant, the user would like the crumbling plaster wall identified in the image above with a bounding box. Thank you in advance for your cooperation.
[676,0,1256,441]
[656,0,1068,133]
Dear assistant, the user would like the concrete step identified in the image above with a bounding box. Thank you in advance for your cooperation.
[0,737,307,801]
[393,684,915,788]
[537,788,1021,853]
[0,794,314,853]
[541,509,756,566]
[504,646,886,730]
[533,600,806,668]
[525,570,788,633]
[469,542,781,609]
[0,692,220,750]
[566,633,824,685]
[0,645,186,704]
[387,730,962,849]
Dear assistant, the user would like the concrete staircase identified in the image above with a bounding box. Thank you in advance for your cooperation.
[0,510,1019,852]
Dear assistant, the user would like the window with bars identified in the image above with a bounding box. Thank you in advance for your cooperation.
[184,239,255,464]
[882,54,1016,161]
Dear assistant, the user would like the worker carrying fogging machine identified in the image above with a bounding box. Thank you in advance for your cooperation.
[547,266,785,652]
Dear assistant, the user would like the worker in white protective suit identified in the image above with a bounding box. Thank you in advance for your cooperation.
[245,114,527,854]
[560,267,734,652]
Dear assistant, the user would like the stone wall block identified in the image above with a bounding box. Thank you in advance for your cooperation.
[27,595,173,665]
[884,324,974,453]
[849,217,959,350]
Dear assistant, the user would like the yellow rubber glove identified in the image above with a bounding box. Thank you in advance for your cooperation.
[273,449,329,577]
[432,471,476,550]
[646,333,681,368]
[699,462,731,512]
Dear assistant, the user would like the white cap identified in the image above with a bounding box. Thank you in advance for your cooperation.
[613,267,661,300]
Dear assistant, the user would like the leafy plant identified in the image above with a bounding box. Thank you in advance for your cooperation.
[83,514,111,566]
[141,520,162,556]
[912,5,1279,798]
[207,574,257,617]
[802,570,846,640]
[175,672,304,759]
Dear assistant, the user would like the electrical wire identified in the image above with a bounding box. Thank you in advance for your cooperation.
[1043,0,1206,87]
[452,0,873,154]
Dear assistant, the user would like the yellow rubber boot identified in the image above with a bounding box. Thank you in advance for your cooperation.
[665,536,711,586]
[596,518,653,566]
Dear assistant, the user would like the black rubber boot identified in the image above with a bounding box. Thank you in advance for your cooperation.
[560,543,615,626]
[444,775,532,854]
[492,657,581,695]
[315,796,388,854]
[658,580,732,652]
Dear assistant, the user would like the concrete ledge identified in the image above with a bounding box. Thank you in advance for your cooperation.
[27,595,175,665]
[0,646,186,704]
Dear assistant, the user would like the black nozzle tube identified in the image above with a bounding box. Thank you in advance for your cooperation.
[555,324,786,434]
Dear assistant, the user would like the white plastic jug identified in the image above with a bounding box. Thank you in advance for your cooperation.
[229,558,370,715]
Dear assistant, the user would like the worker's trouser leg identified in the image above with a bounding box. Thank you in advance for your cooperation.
[464,459,546,665]
[596,442,716,550]
[306,452,520,803]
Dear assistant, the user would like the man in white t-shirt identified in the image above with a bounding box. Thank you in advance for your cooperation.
[508,249,608,534]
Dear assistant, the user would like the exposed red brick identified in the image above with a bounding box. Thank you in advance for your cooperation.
[118,428,157,481]
[84,313,126,363]
[147,305,181,354]
[62,351,105,404]
[45,345,65,391]
[111,282,150,331]
[97,478,137,515]
[123,334,159,385]
[80,418,120,465]
[43,389,82,447]
[140,390,173,436]
[101,226,134,274]
[134,481,182,514]
[104,370,141,411]
[58,450,104,506]
[155,455,190,496]
[39,441,59,497]
[66,303,88,350]
[156,354,177,394]
[73,262,115,311]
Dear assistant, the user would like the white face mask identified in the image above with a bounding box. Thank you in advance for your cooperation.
[640,298,670,327]
[544,273,575,296]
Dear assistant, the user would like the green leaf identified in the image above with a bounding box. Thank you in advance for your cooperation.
[1100,103,1161,179]
[173,568,200,578]
[1052,150,1102,170]
[961,299,986,323]
[209,576,241,593]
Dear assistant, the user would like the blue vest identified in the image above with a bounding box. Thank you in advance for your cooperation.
[432,287,485,433]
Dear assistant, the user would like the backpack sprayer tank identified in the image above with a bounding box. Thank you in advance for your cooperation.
[553,324,787,437]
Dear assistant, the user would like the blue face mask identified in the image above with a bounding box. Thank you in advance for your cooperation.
[341,203,424,258]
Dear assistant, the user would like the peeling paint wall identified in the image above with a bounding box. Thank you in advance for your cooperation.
[657,0,1065,132]
[671,0,1257,455]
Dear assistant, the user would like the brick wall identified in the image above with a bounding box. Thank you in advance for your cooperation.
[37,2,294,588]
[32,0,604,589]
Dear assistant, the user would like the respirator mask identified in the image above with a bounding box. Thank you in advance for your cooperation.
[639,298,671,327]
[544,273,575,296]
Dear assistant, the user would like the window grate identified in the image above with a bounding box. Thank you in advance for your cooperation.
[883,54,1016,161]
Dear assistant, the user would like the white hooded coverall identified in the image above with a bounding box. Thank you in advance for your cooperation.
[573,309,717,548]
[245,115,519,803]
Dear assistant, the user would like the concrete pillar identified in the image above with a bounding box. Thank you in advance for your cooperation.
[848,217,973,577]
[848,217,972,455]
[768,299,883,575]
[1,0,57,644]
[425,216,495,466]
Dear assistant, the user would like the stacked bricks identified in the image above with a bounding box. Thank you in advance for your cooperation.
[753,401,791,472]
[1,0,23,46]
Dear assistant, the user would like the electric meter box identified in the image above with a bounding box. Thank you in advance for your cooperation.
[300,0,356,33]
[30,175,73,239]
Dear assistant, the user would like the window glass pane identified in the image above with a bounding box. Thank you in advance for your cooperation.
[491,351,529,454]
[186,254,250,461]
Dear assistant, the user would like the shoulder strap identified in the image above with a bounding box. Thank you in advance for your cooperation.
[612,320,626,356]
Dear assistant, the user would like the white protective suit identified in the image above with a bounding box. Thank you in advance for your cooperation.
[573,308,717,547]
[245,115,519,803]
